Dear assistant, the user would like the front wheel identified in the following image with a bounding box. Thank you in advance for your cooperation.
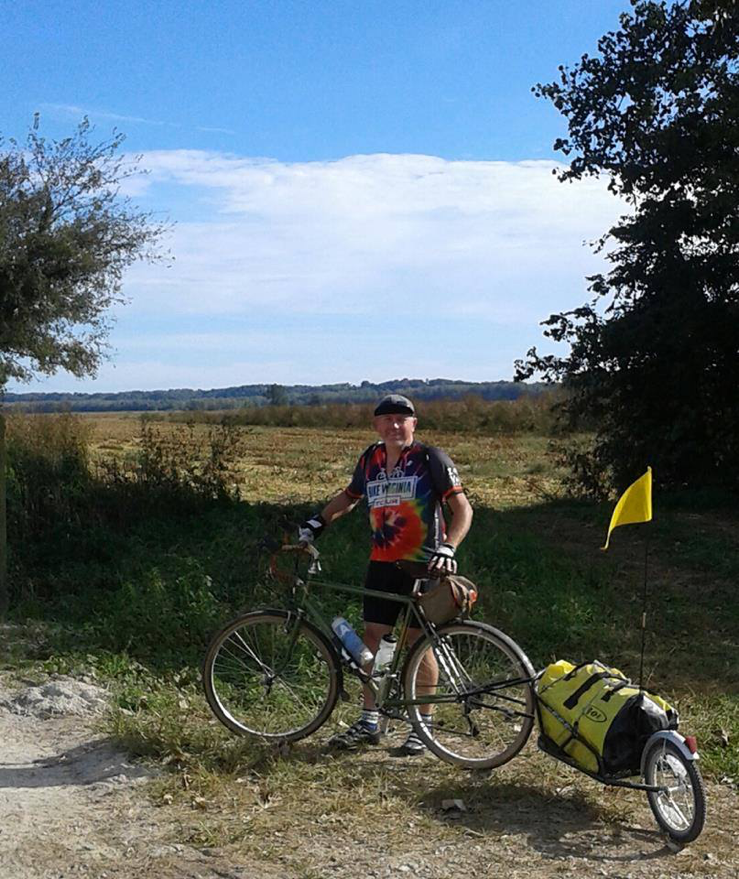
[202,610,340,742]
[644,738,706,843]
[402,620,536,769]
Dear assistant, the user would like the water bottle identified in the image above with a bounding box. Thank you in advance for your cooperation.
[372,634,398,675]
[331,617,373,666]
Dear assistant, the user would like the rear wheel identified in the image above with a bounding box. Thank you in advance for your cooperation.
[644,738,706,843]
[402,620,535,769]
[203,610,340,742]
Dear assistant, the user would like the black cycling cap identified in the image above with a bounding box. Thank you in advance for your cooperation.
[373,394,416,417]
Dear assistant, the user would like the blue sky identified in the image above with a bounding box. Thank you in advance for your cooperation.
[4,0,634,393]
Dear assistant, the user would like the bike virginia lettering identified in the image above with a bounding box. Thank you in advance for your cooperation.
[366,474,419,508]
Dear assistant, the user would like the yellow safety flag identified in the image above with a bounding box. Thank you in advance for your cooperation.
[602,467,652,551]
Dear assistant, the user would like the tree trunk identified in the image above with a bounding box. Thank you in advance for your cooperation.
[0,411,7,619]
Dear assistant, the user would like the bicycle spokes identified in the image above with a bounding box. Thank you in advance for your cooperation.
[403,622,535,769]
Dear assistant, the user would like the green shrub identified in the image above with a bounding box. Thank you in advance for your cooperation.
[6,412,93,542]
[82,559,223,663]
[98,419,245,510]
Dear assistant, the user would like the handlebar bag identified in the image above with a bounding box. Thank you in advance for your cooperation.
[536,659,678,775]
[417,575,478,625]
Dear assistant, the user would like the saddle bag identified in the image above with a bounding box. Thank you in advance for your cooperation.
[417,574,478,625]
[536,660,678,775]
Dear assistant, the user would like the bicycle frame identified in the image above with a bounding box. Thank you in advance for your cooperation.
[268,547,533,721]
[274,559,430,717]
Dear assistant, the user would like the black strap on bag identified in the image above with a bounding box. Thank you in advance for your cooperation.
[563,672,611,710]
[601,682,630,702]
[563,670,631,710]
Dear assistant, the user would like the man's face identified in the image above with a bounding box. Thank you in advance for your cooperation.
[373,412,417,448]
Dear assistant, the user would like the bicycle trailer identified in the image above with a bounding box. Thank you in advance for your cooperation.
[535,660,678,776]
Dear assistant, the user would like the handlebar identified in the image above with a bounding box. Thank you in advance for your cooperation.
[268,542,320,582]
[268,543,447,583]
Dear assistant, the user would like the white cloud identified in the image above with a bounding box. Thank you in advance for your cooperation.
[41,104,236,137]
[197,126,236,135]
[87,358,299,392]
[124,151,626,322]
[13,151,629,392]
[42,103,172,127]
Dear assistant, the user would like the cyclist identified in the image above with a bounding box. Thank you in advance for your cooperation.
[298,393,473,754]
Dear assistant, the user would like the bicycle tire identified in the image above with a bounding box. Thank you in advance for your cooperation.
[402,620,536,769]
[202,609,341,742]
[644,739,707,843]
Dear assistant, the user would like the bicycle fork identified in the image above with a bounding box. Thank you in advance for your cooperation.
[427,635,482,738]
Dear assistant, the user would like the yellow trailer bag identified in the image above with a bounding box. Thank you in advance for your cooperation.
[536,660,677,775]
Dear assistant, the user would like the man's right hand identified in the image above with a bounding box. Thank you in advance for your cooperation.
[298,513,326,544]
[427,542,457,575]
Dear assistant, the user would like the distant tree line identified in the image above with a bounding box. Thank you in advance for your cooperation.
[5,378,550,414]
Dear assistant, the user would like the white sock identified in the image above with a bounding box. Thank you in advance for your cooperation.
[405,713,433,749]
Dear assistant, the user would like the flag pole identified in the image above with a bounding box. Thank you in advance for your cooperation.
[599,465,653,692]
[637,528,650,694]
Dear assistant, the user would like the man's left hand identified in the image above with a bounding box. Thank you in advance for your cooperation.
[427,543,457,575]
[298,513,326,545]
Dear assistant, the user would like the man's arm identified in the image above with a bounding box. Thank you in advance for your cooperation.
[444,491,473,549]
[424,445,472,550]
[427,491,473,574]
[320,489,360,524]
[298,490,360,543]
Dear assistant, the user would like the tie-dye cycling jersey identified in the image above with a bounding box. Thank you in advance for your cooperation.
[345,442,463,562]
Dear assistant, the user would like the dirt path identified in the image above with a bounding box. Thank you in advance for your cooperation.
[0,675,278,879]
[0,674,736,879]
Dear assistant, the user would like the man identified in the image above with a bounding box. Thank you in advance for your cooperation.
[299,393,473,754]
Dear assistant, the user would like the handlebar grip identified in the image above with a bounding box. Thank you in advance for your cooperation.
[280,543,319,558]
[268,542,320,581]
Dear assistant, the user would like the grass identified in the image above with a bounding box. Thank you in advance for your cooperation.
[3,413,737,862]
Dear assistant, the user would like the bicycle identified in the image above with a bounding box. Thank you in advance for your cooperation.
[202,543,537,770]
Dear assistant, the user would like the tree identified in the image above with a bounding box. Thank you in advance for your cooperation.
[266,384,288,406]
[0,116,166,614]
[0,116,165,384]
[515,0,739,494]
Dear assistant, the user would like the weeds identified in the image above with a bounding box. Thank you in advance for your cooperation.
[98,418,245,511]
[6,411,94,543]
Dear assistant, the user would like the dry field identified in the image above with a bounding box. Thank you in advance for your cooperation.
[83,413,565,509]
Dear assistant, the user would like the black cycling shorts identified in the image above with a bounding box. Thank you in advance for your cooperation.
[362,561,420,628]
